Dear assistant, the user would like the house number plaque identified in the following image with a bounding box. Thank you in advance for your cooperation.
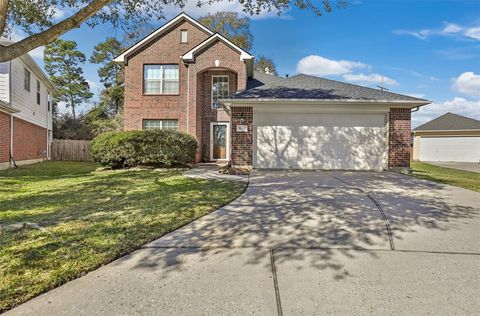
[236,125,248,132]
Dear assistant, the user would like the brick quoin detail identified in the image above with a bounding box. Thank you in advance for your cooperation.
[13,117,47,161]
[0,112,11,163]
[388,108,411,168]
[231,106,253,165]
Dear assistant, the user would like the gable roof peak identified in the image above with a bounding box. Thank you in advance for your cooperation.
[414,112,480,131]
[114,12,213,63]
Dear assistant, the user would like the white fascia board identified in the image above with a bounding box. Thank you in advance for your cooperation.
[224,98,431,107]
[413,129,480,133]
[114,13,214,63]
[182,33,254,62]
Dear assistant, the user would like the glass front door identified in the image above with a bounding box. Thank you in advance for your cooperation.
[211,123,228,160]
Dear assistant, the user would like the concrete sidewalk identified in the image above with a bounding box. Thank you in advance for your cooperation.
[6,171,480,315]
[424,161,480,173]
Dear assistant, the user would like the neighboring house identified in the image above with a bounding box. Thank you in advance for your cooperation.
[115,13,431,170]
[412,112,480,163]
[0,39,54,170]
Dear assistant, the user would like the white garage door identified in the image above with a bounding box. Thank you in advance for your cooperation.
[254,112,388,170]
[419,137,480,162]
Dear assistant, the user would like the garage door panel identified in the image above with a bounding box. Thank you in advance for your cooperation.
[255,113,387,127]
[420,137,480,162]
[255,117,388,170]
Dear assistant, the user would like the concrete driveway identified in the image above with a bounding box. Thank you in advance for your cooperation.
[7,171,480,315]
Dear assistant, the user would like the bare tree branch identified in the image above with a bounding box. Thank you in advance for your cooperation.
[0,0,112,62]
[0,0,9,36]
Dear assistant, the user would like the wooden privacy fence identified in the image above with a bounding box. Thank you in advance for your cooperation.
[51,139,93,162]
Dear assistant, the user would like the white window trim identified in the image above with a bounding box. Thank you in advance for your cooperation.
[36,79,41,105]
[210,122,230,161]
[211,75,229,110]
[143,64,179,95]
[142,119,179,130]
[24,68,31,92]
[180,30,188,43]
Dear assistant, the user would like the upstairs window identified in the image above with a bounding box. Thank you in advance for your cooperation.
[47,91,51,112]
[142,119,179,130]
[24,68,31,92]
[212,75,229,109]
[36,80,41,105]
[143,64,179,94]
[180,30,188,43]
[0,62,9,74]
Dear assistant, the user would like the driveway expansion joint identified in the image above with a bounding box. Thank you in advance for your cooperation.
[270,248,283,316]
[327,174,396,250]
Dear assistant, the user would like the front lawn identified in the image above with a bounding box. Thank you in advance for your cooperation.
[411,161,480,192]
[0,161,246,312]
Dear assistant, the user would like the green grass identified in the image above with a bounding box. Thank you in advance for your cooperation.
[411,161,480,192]
[0,161,246,312]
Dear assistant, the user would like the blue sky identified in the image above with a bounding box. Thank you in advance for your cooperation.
[21,0,480,127]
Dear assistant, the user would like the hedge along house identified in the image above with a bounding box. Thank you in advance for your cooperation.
[0,39,54,170]
[115,13,431,170]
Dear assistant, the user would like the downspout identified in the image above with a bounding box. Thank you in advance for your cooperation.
[8,60,14,166]
[10,114,14,165]
[411,106,420,113]
[45,90,49,160]
[186,64,190,134]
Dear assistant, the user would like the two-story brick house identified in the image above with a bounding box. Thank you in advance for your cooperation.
[0,39,54,170]
[116,13,431,170]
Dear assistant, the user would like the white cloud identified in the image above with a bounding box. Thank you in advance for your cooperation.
[296,55,367,76]
[394,21,480,41]
[29,46,45,59]
[50,7,69,20]
[343,73,398,86]
[86,79,99,90]
[412,97,480,128]
[393,29,430,40]
[453,72,480,97]
[464,27,480,40]
[442,23,462,34]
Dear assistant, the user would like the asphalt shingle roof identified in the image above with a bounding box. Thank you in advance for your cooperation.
[414,112,480,131]
[246,71,284,90]
[236,73,429,103]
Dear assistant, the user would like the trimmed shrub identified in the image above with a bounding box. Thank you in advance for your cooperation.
[91,130,198,168]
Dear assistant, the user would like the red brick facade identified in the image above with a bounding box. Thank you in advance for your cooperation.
[388,108,411,168]
[0,113,48,166]
[121,16,417,169]
[12,117,48,161]
[231,106,253,165]
[198,69,237,160]
[123,20,210,132]
[123,18,247,162]
[0,111,10,163]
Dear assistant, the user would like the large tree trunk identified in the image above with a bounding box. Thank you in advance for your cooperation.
[0,0,9,36]
[0,0,112,62]
[71,103,76,120]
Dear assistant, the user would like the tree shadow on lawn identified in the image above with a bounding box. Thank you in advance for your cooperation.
[117,170,479,282]
[0,168,245,311]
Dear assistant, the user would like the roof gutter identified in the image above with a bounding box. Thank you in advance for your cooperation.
[413,129,480,133]
[0,101,20,114]
[223,98,431,107]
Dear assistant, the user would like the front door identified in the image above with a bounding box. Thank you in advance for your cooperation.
[210,122,230,161]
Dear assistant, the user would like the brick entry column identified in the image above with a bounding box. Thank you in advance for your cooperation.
[231,106,253,166]
[388,108,411,168]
